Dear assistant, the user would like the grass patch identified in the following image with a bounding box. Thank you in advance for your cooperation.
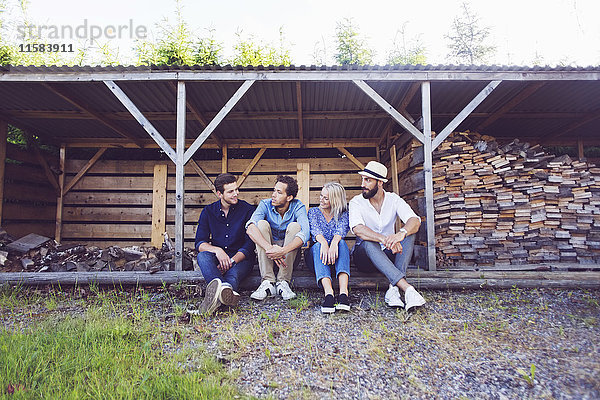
[0,296,240,399]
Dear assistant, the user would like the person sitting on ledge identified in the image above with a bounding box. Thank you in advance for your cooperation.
[349,161,426,312]
[245,175,310,301]
[307,182,351,314]
[195,173,255,315]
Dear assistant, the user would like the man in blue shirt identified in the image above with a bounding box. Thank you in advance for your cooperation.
[195,173,255,315]
[246,175,310,301]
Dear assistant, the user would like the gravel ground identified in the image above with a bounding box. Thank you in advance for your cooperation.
[2,286,599,399]
[192,287,600,400]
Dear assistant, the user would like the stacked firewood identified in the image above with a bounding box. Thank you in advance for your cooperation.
[397,132,600,268]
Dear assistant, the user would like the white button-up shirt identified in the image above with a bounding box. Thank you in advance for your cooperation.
[349,190,420,248]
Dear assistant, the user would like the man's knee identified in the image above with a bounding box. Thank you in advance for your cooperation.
[196,251,216,266]
[286,221,300,235]
[257,220,272,241]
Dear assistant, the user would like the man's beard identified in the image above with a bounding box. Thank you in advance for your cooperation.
[362,185,378,199]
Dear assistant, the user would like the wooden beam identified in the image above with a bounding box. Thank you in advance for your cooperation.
[221,143,228,173]
[175,81,186,271]
[422,82,436,271]
[578,137,584,160]
[62,138,379,149]
[151,164,168,248]
[353,80,425,144]
[337,147,365,170]
[296,82,304,148]
[62,147,107,195]
[5,109,595,121]
[43,83,144,148]
[55,145,66,243]
[189,159,218,197]
[237,148,266,188]
[297,162,310,208]
[103,80,177,163]
[184,80,255,165]
[432,80,502,150]
[0,122,6,225]
[477,82,546,131]
[545,108,600,140]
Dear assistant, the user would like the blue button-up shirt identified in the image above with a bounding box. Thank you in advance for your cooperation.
[195,199,256,260]
[245,198,310,245]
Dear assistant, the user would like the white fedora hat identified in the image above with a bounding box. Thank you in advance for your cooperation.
[358,161,388,183]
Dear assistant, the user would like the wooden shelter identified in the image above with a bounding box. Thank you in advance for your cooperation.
[1,64,599,273]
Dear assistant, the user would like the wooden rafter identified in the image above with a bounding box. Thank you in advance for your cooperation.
[62,147,107,196]
[296,82,304,147]
[237,148,266,188]
[337,147,365,170]
[29,139,60,194]
[43,83,144,148]
[477,82,546,131]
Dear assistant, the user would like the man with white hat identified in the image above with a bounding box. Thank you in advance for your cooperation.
[349,161,426,311]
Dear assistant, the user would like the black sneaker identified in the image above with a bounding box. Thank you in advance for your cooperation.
[335,293,351,312]
[321,294,335,314]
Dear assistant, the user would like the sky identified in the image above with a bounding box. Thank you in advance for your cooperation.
[3,0,600,66]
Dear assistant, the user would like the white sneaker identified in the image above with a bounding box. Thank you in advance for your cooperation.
[250,280,276,301]
[405,286,426,311]
[199,278,222,315]
[276,281,296,300]
[384,284,405,307]
[219,282,240,307]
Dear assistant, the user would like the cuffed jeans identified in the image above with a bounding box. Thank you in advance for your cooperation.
[353,234,416,286]
[197,251,253,292]
[256,220,300,283]
[310,240,351,287]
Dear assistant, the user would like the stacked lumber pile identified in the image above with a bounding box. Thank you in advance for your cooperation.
[397,132,600,268]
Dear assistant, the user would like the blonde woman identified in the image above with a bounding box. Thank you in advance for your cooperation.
[307,182,351,313]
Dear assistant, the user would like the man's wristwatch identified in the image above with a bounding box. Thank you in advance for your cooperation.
[399,228,408,235]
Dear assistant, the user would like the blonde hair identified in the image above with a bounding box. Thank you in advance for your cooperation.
[323,182,347,221]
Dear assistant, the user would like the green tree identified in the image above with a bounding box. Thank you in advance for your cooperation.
[387,23,426,65]
[193,29,222,65]
[334,17,374,65]
[229,27,291,66]
[445,2,496,64]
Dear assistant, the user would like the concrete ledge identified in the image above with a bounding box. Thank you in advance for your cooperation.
[1,269,599,290]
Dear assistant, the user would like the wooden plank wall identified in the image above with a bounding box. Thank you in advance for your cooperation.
[62,152,370,248]
[2,143,57,238]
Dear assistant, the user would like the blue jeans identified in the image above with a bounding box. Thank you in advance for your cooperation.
[196,251,254,292]
[352,234,416,285]
[310,240,351,287]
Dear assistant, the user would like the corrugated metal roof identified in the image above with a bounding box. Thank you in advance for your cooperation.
[0,64,598,146]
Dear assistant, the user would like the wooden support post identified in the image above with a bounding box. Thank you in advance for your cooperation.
[422,82,436,271]
[237,148,266,188]
[578,138,584,160]
[390,144,401,232]
[221,143,228,173]
[55,145,66,243]
[151,164,168,248]
[175,81,186,271]
[297,162,310,208]
[390,145,399,195]
[0,122,6,225]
